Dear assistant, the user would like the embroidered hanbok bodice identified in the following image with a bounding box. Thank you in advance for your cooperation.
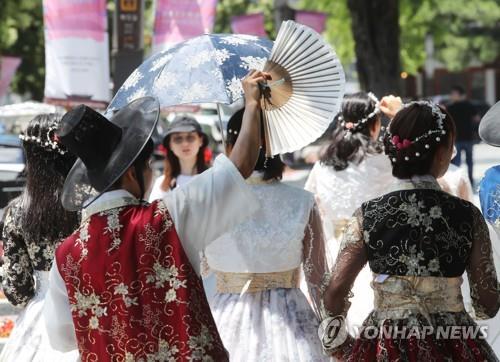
[205,180,314,272]
[56,198,227,361]
[206,176,329,321]
[320,177,500,361]
[361,187,475,277]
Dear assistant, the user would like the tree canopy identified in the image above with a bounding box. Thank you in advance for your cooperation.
[1,0,499,99]
[303,0,500,75]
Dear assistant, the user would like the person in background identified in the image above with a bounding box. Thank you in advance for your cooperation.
[447,85,479,186]
[438,146,474,202]
[304,92,395,330]
[148,115,211,201]
[148,115,216,300]
[0,114,79,361]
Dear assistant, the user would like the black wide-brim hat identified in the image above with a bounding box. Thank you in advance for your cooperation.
[58,97,160,211]
[479,100,500,147]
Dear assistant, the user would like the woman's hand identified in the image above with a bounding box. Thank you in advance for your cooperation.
[380,95,403,119]
[242,70,272,107]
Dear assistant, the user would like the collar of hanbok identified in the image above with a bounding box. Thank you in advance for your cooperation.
[81,189,140,223]
[390,174,442,193]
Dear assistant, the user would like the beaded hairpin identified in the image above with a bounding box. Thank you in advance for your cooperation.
[19,124,67,155]
[339,92,381,136]
[385,101,447,162]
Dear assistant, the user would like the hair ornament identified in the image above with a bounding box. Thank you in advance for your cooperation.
[386,100,447,163]
[340,92,381,137]
[391,135,412,150]
[19,122,67,155]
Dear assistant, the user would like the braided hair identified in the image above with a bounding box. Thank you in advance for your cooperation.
[320,92,382,171]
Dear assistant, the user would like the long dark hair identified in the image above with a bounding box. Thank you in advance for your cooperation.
[18,113,79,243]
[133,138,154,200]
[164,134,209,188]
[227,108,285,181]
[383,102,456,179]
[320,92,382,171]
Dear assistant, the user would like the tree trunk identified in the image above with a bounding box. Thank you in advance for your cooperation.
[347,0,401,96]
[273,0,295,32]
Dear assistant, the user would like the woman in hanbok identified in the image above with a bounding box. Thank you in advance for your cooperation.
[475,100,500,354]
[437,147,500,355]
[320,98,499,361]
[304,92,395,329]
[148,115,210,201]
[206,109,330,361]
[0,114,79,361]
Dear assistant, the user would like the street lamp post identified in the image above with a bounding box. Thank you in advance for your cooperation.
[112,0,144,95]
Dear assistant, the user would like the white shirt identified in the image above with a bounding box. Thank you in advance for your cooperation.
[304,154,393,242]
[44,155,259,352]
[148,174,195,202]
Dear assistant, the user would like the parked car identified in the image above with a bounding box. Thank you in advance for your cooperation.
[0,134,25,210]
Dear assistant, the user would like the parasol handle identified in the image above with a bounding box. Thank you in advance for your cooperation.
[216,103,226,150]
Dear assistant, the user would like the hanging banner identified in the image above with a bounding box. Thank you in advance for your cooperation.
[295,10,327,34]
[43,0,110,107]
[0,57,22,98]
[116,0,143,51]
[231,13,267,37]
[153,0,218,54]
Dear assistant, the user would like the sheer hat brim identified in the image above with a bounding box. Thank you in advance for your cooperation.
[61,97,160,211]
[479,100,500,147]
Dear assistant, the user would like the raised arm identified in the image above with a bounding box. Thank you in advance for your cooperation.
[466,207,500,319]
[1,202,35,307]
[229,70,271,178]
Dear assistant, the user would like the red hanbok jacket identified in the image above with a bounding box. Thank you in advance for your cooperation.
[56,198,228,361]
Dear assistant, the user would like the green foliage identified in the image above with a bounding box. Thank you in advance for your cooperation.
[429,0,500,71]
[214,0,275,38]
[301,0,500,75]
[300,0,355,69]
[1,0,498,100]
[0,0,45,100]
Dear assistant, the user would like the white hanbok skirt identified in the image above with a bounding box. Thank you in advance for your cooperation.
[0,271,79,362]
[210,288,330,362]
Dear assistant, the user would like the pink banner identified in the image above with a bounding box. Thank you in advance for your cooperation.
[295,10,327,34]
[153,0,218,50]
[43,0,110,103]
[0,57,22,98]
[43,0,107,41]
[231,13,267,37]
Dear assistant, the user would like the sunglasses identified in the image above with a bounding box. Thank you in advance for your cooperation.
[170,133,199,144]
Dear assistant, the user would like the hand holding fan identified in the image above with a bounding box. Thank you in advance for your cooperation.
[260,20,345,156]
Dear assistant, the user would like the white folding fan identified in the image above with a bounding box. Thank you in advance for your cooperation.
[260,20,345,156]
